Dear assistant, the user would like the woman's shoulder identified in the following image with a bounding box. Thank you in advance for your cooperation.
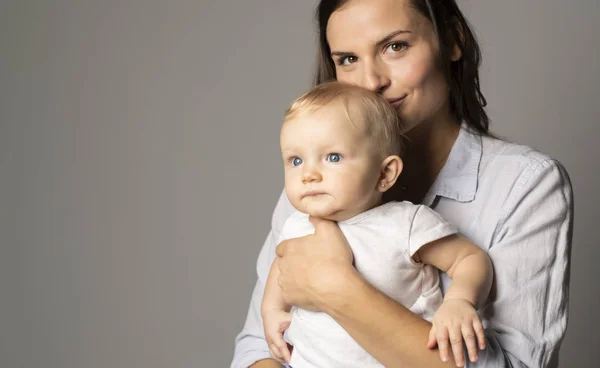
[482,134,551,162]
[480,133,568,178]
[478,134,571,203]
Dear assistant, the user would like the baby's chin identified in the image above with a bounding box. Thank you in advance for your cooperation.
[300,205,360,222]
[295,202,337,219]
[291,195,363,221]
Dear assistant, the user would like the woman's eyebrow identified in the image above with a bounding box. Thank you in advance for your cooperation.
[330,29,412,57]
[376,29,412,47]
[330,51,354,58]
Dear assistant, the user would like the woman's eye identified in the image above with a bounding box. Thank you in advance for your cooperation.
[327,153,342,163]
[386,42,408,53]
[292,157,303,166]
[338,55,358,66]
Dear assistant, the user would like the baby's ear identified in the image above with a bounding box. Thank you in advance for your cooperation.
[377,155,403,192]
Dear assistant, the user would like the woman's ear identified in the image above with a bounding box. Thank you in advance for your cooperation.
[377,155,403,192]
[451,19,464,62]
[451,43,462,62]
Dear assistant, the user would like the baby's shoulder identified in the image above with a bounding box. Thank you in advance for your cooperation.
[356,201,425,232]
[379,200,423,219]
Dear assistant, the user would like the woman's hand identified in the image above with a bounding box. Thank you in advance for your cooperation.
[275,216,354,311]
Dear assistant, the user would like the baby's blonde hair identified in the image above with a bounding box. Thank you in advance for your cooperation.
[283,81,404,158]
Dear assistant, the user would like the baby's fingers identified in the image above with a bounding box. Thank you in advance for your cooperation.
[473,318,486,350]
[461,323,479,363]
[435,327,451,363]
[268,343,284,363]
[449,326,465,367]
[280,342,291,363]
[271,333,291,363]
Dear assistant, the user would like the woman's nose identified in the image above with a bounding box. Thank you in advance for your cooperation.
[362,61,391,93]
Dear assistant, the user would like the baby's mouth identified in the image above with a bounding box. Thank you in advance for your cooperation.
[302,190,327,199]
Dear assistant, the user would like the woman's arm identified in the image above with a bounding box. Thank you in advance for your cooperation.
[275,160,573,367]
[276,218,458,367]
[249,359,283,368]
[231,191,294,368]
[319,263,459,367]
[473,159,573,367]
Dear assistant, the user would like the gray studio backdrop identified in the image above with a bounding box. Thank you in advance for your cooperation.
[1,0,598,367]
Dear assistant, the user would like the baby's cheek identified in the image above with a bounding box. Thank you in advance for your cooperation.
[285,184,302,209]
[344,179,373,201]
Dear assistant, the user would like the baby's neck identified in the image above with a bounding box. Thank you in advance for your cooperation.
[321,195,383,222]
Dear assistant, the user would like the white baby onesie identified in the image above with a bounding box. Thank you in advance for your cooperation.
[282,201,457,368]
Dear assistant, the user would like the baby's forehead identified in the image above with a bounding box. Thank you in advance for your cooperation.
[284,103,370,132]
[281,108,380,151]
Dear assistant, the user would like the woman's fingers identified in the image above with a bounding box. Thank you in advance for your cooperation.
[275,238,289,257]
[308,215,325,228]
[427,326,438,349]
[273,218,353,311]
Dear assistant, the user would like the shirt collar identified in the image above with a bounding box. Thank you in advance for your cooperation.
[424,123,482,205]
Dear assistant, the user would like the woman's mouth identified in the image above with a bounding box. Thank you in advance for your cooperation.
[387,96,406,108]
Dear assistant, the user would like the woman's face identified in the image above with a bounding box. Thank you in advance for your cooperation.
[327,0,455,131]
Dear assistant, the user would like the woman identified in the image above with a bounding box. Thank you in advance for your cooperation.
[232,0,573,367]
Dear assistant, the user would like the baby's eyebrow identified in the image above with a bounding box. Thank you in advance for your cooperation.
[281,150,299,159]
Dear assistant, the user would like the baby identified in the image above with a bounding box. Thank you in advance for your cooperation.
[262,82,493,368]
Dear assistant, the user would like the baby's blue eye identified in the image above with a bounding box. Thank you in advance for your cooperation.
[327,153,341,163]
[292,157,303,166]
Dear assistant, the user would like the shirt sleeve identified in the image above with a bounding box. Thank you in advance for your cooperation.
[468,159,573,368]
[230,191,293,368]
[408,204,458,257]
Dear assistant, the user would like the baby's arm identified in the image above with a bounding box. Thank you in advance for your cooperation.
[261,258,293,363]
[415,234,493,367]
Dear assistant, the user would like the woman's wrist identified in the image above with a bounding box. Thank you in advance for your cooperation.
[316,264,364,316]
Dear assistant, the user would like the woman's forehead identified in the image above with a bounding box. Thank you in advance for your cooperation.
[326,0,427,49]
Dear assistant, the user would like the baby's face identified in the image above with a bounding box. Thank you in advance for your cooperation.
[280,104,383,221]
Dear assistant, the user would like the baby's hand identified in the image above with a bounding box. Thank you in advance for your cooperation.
[262,309,293,363]
[427,299,486,367]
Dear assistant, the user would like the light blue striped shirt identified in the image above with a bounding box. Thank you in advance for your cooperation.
[231,124,573,367]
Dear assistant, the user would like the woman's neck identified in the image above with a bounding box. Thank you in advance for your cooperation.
[386,114,460,204]
[404,117,460,176]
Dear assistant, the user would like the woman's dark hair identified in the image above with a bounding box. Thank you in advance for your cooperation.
[314,0,489,134]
